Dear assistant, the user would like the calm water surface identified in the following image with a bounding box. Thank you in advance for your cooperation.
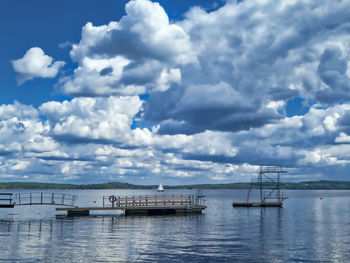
[0,189,349,262]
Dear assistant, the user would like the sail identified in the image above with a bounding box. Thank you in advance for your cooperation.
[157,183,164,192]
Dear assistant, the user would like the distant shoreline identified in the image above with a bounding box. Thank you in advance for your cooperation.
[1,180,350,190]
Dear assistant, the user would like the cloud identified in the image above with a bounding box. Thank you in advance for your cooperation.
[59,56,143,97]
[6,0,350,183]
[142,0,350,134]
[60,0,196,97]
[155,68,181,92]
[0,98,253,183]
[0,102,65,180]
[1,99,350,183]
[58,0,350,136]
[0,101,38,120]
[70,0,196,65]
[0,102,55,156]
[316,47,350,103]
[143,82,281,134]
[39,96,143,144]
[11,47,65,84]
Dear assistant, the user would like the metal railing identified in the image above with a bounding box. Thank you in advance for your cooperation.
[260,166,287,173]
[14,192,77,207]
[0,193,14,208]
[103,195,194,208]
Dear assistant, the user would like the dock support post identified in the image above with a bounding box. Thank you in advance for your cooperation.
[277,172,281,202]
[259,168,263,203]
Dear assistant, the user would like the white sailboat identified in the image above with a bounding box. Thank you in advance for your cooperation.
[157,183,164,192]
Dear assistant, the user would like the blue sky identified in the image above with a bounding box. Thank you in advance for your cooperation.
[1,0,350,184]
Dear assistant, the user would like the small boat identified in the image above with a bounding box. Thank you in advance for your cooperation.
[157,183,164,192]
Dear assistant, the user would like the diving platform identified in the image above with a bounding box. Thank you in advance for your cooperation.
[233,166,288,208]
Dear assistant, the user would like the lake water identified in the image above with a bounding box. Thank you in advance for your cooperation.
[0,189,350,262]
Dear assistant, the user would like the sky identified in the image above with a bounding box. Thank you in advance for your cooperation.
[1,0,350,185]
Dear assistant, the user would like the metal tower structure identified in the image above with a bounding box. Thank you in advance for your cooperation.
[233,166,288,207]
[257,166,287,203]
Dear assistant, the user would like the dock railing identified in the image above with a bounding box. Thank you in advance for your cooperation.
[0,193,14,208]
[260,166,287,173]
[103,195,194,208]
[14,192,77,207]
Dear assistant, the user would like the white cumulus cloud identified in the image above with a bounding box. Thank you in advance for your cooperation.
[60,0,196,97]
[11,47,65,84]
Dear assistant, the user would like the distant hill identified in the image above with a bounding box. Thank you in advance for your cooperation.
[1,180,350,190]
[285,180,350,190]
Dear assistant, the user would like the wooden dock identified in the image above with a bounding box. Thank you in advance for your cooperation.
[232,201,283,207]
[56,195,207,216]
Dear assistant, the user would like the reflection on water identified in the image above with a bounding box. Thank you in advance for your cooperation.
[0,189,350,262]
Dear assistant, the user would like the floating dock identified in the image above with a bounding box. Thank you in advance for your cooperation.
[0,192,206,217]
[56,205,206,216]
[232,201,283,207]
[56,195,206,216]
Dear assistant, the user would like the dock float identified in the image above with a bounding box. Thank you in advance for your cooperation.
[232,201,283,207]
[56,195,207,216]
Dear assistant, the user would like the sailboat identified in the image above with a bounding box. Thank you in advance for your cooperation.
[157,183,164,192]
